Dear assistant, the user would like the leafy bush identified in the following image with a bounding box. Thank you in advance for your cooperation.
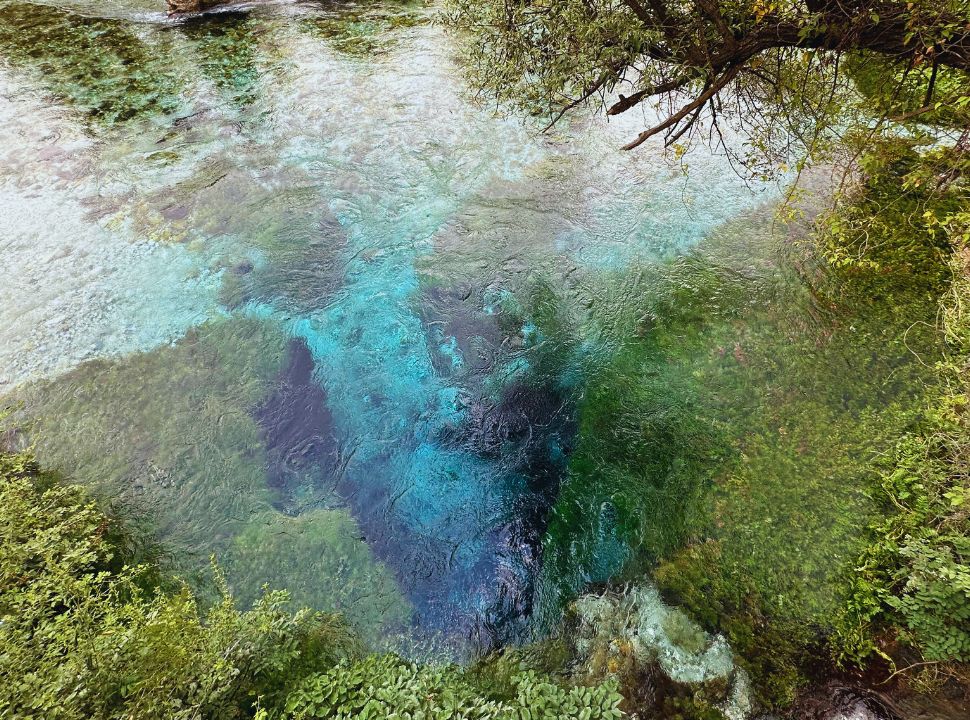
[1,449,626,719]
[838,387,970,666]
[283,655,623,720]
[0,449,357,720]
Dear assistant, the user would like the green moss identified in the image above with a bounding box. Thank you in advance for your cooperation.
[654,541,810,708]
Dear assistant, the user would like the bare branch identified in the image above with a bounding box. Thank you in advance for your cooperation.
[623,64,743,150]
[607,74,694,116]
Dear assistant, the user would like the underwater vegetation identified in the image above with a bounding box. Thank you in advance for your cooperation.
[507,174,956,706]
[3,318,411,642]
[0,1,188,125]
[299,0,431,57]
[651,147,970,708]
[178,12,264,110]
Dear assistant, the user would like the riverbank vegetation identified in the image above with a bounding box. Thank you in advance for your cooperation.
[0,447,626,720]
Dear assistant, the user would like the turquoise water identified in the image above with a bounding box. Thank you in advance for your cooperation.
[0,0,787,654]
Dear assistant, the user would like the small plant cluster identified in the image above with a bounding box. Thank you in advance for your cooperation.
[284,657,622,720]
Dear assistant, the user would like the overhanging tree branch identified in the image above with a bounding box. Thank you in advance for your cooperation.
[622,64,744,150]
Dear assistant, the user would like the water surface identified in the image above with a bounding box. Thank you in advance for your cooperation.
[0,0,940,658]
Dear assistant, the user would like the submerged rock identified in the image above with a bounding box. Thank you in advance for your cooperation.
[166,0,230,15]
[571,584,753,720]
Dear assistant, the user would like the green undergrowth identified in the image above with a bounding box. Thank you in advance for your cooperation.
[0,448,623,719]
[283,655,622,720]
[0,448,357,720]
[830,140,970,678]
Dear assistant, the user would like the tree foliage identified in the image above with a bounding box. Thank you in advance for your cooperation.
[448,0,970,169]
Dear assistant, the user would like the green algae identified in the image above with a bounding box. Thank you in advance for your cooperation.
[0,2,188,126]
[215,210,348,315]
[300,0,430,57]
[180,13,264,110]
[1,316,411,636]
[2,317,285,549]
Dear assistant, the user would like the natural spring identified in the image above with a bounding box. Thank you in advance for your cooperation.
[0,0,947,705]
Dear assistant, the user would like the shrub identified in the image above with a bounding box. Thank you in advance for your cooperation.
[283,655,624,720]
[0,449,356,720]
[1,449,626,719]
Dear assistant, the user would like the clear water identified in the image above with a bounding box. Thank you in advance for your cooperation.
[0,0,940,661]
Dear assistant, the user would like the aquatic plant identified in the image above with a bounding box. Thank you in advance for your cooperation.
[2,317,410,639]
[300,0,430,57]
[528,183,953,706]
[178,13,264,110]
